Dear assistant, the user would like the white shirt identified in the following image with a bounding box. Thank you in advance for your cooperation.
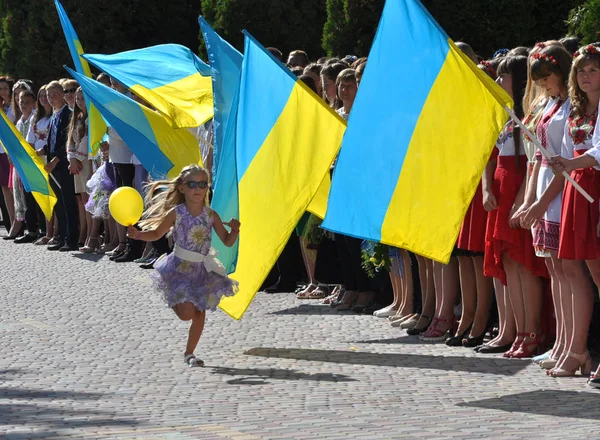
[107,126,133,164]
[67,117,89,162]
[495,121,526,156]
[562,110,598,169]
[26,116,51,152]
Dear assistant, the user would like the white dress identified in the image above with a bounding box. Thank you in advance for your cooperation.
[532,98,571,255]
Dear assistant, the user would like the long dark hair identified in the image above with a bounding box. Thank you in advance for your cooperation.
[497,55,528,165]
[32,85,50,126]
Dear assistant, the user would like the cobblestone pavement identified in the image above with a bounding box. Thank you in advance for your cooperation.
[1,238,599,440]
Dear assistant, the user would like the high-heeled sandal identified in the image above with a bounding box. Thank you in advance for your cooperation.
[79,237,100,254]
[511,333,542,359]
[538,344,563,369]
[446,324,472,347]
[548,351,591,377]
[421,317,455,342]
[502,333,526,358]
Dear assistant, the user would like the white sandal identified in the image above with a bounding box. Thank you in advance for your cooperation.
[184,354,205,367]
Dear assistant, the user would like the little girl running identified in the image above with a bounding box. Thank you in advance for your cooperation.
[128,164,240,367]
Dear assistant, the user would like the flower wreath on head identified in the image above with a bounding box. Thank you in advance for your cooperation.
[574,44,600,58]
[531,52,559,66]
[534,42,547,49]
[479,60,497,78]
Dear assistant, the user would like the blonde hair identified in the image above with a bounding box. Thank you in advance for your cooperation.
[46,80,64,93]
[139,164,210,230]
[569,48,600,116]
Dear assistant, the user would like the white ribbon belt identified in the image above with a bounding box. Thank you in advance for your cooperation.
[173,245,227,276]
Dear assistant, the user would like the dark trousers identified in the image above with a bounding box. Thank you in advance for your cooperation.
[334,233,371,292]
[261,232,305,289]
[50,165,78,245]
[23,190,44,235]
[0,189,9,230]
[152,235,171,255]
[114,162,143,256]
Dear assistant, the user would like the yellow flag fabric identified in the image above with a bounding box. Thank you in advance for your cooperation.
[218,33,345,320]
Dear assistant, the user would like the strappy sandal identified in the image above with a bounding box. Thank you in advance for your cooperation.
[296,283,317,299]
[79,237,100,254]
[184,354,205,368]
[420,317,455,342]
[308,285,329,299]
[34,236,51,245]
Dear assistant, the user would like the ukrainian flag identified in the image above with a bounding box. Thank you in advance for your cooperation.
[322,0,512,263]
[67,68,201,180]
[199,17,243,274]
[55,0,106,154]
[218,32,346,320]
[0,111,57,220]
[83,45,213,129]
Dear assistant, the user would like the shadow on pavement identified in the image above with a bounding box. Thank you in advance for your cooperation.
[70,253,104,263]
[244,347,528,376]
[0,369,140,437]
[457,389,600,420]
[209,366,356,385]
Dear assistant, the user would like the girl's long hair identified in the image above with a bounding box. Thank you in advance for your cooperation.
[497,55,528,165]
[569,48,600,117]
[524,40,564,113]
[67,88,86,148]
[139,164,210,230]
[33,85,49,126]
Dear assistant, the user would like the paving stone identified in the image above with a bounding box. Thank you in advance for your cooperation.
[0,238,598,439]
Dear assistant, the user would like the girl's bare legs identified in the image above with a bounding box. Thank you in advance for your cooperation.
[545,256,568,361]
[173,303,206,356]
[296,237,318,296]
[487,278,516,346]
[428,258,459,334]
[502,255,526,343]
[76,194,87,244]
[555,259,593,372]
[469,256,493,338]
[457,255,477,336]
[400,250,414,315]
[413,256,435,329]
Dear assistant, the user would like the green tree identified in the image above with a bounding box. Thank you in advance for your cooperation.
[322,0,582,60]
[567,0,600,44]
[200,0,327,62]
[0,0,202,85]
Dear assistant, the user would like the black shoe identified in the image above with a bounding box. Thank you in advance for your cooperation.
[58,243,79,252]
[108,249,126,261]
[362,302,383,315]
[139,258,157,269]
[264,283,297,294]
[407,325,428,336]
[475,343,512,354]
[47,242,65,251]
[14,234,38,244]
[446,325,471,347]
[2,235,17,240]
[462,334,485,348]
[114,251,143,263]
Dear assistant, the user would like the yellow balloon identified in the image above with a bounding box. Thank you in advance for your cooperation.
[109,187,144,226]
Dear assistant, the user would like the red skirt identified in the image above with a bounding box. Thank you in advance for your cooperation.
[457,182,487,253]
[484,155,549,285]
[558,150,600,260]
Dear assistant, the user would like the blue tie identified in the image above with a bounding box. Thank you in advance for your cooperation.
[49,109,61,154]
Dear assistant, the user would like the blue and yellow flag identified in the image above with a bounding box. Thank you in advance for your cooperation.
[83,45,213,128]
[67,68,201,180]
[199,17,243,274]
[322,0,512,263]
[55,0,106,155]
[0,112,57,220]
[218,32,346,320]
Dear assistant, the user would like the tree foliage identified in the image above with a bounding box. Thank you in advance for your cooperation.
[200,0,327,61]
[322,0,583,58]
[567,0,600,44]
[0,0,202,85]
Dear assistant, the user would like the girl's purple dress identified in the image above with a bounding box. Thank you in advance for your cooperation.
[151,204,238,311]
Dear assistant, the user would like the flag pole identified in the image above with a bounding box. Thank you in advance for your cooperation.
[504,106,593,203]
[48,172,62,190]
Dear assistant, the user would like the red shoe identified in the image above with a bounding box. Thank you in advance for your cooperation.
[420,317,455,342]
[511,333,542,359]
[502,333,525,358]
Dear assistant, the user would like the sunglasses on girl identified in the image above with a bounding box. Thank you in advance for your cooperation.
[184,180,209,189]
[63,88,77,94]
